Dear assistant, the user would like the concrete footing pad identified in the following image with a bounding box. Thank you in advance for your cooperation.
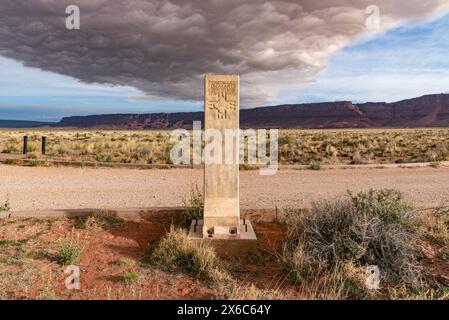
[188,219,257,256]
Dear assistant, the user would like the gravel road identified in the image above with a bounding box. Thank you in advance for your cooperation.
[1,164,448,211]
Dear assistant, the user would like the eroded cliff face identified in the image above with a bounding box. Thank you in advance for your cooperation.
[56,94,449,129]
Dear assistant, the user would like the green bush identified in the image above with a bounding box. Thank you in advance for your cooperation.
[122,272,141,283]
[57,241,83,266]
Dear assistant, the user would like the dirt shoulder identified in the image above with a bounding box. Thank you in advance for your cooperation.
[1,164,449,212]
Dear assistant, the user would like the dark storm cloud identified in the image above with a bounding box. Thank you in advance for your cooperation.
[0,0,448,105]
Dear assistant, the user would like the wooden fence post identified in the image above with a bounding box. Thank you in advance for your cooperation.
[23,136,28,154]
[41,136,46,155]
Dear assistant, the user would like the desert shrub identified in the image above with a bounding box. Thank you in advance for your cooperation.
[279,134,293,146]
[149,226,229,283]
[57,241,84,266]
[183,184,204,221]
[283,189,422,290]
[309,161,322,171]
[0,199,10,212]
[349,189,412,225]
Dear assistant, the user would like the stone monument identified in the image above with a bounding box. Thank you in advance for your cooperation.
[188,74,257,255]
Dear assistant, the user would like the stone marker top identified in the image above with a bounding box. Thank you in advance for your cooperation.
[205,74,239,124]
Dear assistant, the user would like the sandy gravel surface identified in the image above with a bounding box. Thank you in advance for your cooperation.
[1,164,448,211]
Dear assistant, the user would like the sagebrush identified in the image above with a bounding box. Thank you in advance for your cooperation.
[283,189,422,292]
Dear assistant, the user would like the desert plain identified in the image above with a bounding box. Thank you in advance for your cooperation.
[0,128,448,300]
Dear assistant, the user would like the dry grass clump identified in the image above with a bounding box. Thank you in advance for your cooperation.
[282,189,423,298]
[122,272,141,283]
[219,284,286,300]
[74,212,125,230]
[0,199,10,212]
[412,207,449,247]
[149,226,231,284]
[115,257,136,267]
[386,284,449,300]
[37,283,56,300]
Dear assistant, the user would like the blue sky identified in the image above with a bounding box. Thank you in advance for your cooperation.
[0,57,202,121]
[287,12,449,104]
[1,12,449,121]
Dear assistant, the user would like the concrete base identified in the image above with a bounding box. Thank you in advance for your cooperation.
[188,219,257,256]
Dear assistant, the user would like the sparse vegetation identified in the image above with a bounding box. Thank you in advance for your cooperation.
[2,128,449,166]
[0,130,174,165]
[0,199,448,300]
[57,241,84,266]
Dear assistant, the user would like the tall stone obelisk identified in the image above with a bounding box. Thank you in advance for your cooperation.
[188,74,256,255]
[203,74,240,237]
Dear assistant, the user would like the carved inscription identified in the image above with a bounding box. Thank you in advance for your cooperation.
[207,81,237,120]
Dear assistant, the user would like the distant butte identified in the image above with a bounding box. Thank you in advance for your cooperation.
[54,93,449,129]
